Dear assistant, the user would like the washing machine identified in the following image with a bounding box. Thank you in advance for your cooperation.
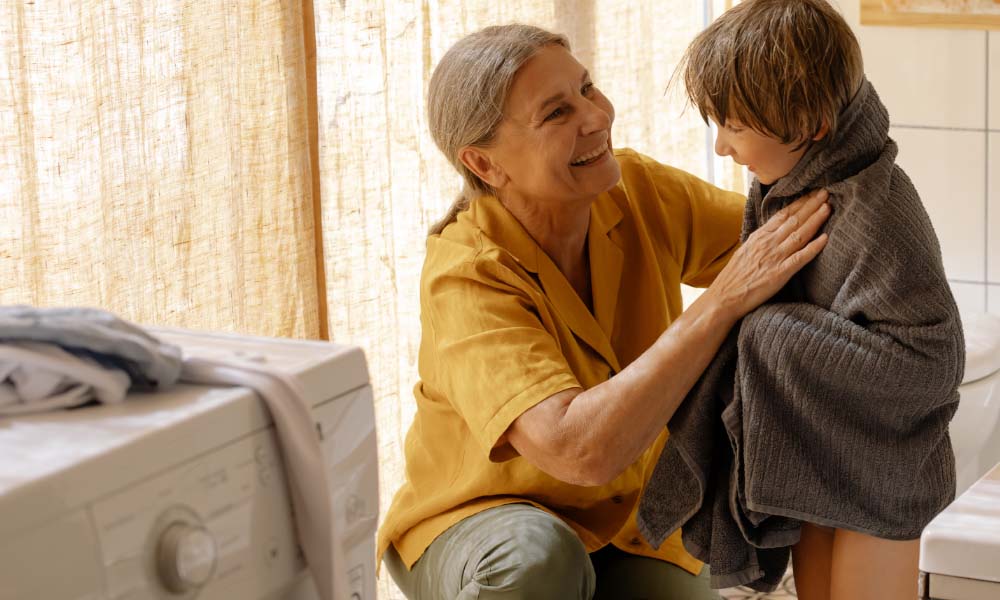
[0,328,378,600]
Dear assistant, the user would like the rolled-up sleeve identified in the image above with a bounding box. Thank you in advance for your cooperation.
[423,260,581,460]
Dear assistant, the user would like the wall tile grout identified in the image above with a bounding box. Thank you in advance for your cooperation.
[985,31,990,307]
[948,278,997,285]
[890,123,990,133]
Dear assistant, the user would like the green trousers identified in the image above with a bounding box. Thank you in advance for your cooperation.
[383,503,720,600]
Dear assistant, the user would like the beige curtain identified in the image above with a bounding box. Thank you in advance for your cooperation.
[2,2,743,598]
[312,2,743,597]
[0,0,324,339]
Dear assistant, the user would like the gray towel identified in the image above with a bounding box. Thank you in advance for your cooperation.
[636,80,965,591]
[0,306,182,388]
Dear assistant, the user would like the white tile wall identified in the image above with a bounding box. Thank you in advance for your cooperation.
[891,127,987,282]
[834,3,995,314]
[859,29,987,130]
[834,0,859,25]
[990,133,1000,283]
[990,33,999,130]
[990,285,1000,314]
[841,1,995,307]
[952,281,988,314]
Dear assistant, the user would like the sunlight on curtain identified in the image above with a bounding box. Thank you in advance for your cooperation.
[1,2,748,597]
[0,1,321,338]
[313,2,744,597]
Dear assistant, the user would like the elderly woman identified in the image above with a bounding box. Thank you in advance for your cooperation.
[377,24,829,599]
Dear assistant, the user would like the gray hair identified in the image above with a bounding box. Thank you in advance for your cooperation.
[427,24,569,235]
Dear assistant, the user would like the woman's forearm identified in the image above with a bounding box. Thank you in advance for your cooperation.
[564,288,740,484]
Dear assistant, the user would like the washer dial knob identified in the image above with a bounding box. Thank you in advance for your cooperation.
[156,522,217,593]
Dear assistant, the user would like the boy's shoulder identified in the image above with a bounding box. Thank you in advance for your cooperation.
[824,141,933,238]
[825,139,908,202]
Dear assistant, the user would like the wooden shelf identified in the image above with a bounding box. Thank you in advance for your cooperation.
[860,0,1000,30]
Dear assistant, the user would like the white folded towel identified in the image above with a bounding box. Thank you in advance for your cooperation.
[0,306,181,387]
[0,342,131,415]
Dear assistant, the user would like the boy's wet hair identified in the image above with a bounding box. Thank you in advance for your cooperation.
[681,0,863,149]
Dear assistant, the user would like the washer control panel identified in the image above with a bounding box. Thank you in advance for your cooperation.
[92,429,303,600]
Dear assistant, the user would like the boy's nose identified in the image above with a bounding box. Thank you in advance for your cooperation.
[714,132,733,158]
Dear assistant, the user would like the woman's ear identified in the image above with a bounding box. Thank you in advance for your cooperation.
[812,121,831,141]
[459,146,508,190]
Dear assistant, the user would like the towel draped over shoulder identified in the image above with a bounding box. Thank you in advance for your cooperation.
[636,80,965,591]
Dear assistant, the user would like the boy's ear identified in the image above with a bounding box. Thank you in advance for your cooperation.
[459,146,509,190]
[812,121,831,141]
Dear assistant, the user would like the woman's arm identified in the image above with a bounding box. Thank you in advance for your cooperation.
[504,189,831,486]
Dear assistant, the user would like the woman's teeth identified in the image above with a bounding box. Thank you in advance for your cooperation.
[571,145,606,166]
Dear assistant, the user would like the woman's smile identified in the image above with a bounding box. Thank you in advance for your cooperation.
[570,142,611,167]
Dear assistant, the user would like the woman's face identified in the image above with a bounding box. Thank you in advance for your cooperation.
[474,45,620,208]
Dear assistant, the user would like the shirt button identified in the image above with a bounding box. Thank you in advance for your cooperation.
[629,537,642,546]
[611,495,623,504]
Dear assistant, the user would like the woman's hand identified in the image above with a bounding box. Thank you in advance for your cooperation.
[506,188,830,487]
[707,188,830,322]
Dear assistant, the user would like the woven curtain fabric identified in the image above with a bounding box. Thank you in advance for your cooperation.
[0,1,322,338]
[313,2,744,597]
[2,2,745,597]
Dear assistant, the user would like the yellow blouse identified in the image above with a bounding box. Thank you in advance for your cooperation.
[377,148,745,574]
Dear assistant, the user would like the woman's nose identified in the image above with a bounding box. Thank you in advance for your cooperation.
[580,100,612,135]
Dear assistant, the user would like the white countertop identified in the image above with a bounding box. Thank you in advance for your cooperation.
[921,460,1000,582]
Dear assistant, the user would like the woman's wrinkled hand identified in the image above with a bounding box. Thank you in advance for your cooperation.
[709,188,830,321]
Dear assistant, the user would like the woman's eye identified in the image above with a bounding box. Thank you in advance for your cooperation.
[581,82,595,95]
[544,107,565,122]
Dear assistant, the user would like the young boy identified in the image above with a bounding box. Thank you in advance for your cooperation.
[636,1,965,599]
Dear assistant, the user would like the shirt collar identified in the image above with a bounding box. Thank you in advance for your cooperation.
[468,191,624,274]
[468,191,625,372]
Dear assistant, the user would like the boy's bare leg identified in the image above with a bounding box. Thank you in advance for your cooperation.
[792,523,834,600]
[830,528,919,600]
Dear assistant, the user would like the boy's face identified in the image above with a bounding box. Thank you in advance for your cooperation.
[711,118,810,185]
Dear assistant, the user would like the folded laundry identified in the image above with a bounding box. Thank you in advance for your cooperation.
[0,305,181,389]
[0,306,180,415]
[0,342,131,414]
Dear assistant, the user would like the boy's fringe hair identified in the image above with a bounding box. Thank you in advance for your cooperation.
[680,0,863,149]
